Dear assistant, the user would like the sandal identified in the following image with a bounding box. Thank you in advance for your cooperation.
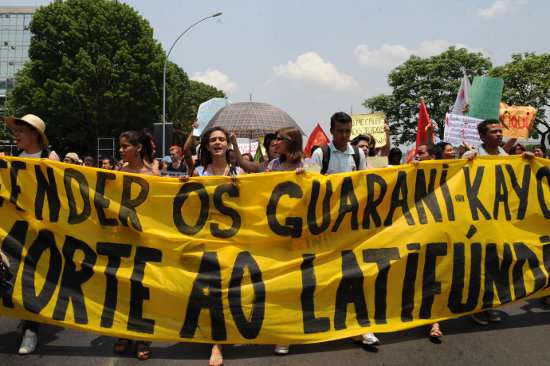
[135,341,152,361]
[209,344,223,366]
[113,338,131,354]
[429,323,443,339]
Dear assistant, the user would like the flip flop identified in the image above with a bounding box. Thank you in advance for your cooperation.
[113,338,131,354]
[429,323,443,339]
[135,341,151,361]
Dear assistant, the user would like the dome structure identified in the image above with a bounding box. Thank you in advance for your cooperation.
[203,102,304,139]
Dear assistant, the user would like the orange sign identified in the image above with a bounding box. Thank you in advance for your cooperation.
[499,103,537,139]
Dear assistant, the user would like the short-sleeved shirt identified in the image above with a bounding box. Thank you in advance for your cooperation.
[477,144,508,156]
[267,158,303,172]
[196,165,244,176]
[18,150,60,161]
[310,142,367,174]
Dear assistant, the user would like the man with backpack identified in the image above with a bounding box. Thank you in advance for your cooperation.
[310,112,379,346]
[310,112,366,174]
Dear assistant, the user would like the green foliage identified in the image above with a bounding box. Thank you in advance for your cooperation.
[7,0,164,154]
[6,0,224,156]
[490,53,550,149]
[364,47,492,144]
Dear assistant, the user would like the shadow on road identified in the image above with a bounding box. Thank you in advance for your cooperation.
[0,299,548,360]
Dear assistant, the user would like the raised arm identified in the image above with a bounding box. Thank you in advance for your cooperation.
[183,122,198,177]
[502,138,517,154]
[229,133,264,173]
[380,122,391,156]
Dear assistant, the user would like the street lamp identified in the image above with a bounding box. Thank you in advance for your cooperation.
[161,11,222,157]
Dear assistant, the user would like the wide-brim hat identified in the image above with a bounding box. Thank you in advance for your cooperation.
[4,114,49,148]
[64,152,81,164]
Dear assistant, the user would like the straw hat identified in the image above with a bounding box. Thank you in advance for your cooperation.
[4,114,49,148]
[64,152,82,164]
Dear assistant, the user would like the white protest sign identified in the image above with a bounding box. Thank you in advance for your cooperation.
[194,98,231,136]
[443,114,483,147]
[237,138,259,156]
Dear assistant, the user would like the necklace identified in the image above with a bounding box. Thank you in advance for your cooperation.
[208,164,229,176]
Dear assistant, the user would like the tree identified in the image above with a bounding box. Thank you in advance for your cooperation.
[7,0,165,155]
[490,53,550,150]
[364,47,492,144]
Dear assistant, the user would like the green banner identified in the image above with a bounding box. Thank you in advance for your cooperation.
[468,76,504,120]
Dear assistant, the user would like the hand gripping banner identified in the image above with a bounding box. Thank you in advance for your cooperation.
[0,156,549,344]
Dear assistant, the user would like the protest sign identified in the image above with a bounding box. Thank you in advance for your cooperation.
[367,156,387,168]
[443,114,483,147]
[194,98,230,136]
[351,113,386,148]
[237,138,259,156]
[499,103,537,139]
[468,76,504,120]
[1,157,549,344]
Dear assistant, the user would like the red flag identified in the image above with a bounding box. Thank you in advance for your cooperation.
[405,147,416,163]
[416,97,433,148]
[305,123,330,157]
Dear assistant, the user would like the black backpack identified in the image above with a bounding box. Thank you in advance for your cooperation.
[320,145,361,174]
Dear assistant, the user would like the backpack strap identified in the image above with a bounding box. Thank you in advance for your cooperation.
[321,145,331,175]
[352,146,361,170]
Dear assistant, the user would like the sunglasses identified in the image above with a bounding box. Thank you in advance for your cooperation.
[275,136,290,142]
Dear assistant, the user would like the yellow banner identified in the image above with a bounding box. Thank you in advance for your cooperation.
[0,156,549,344]
[351,113,386,147]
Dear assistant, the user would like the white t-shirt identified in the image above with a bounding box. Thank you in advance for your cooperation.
[310,142,367,174]
[477,144,508,156]
[18,151,42,159]
[18,150,60,161]
[195,165,244,176]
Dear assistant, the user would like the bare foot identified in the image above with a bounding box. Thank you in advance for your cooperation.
[209,344,223,366]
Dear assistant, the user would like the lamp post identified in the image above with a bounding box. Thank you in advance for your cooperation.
[161,11,222,157]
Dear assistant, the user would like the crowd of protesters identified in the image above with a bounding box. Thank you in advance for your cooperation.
[0,111,549,365]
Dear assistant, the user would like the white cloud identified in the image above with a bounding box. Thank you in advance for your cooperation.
[191,69,238,94]
[477,0,509,17]
[273,52,359,92]
[477,0,526,18]
[355,40,479,69]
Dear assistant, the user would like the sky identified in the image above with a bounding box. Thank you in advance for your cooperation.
[3,0,550,134]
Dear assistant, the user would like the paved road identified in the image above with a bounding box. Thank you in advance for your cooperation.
[1,299,549,365]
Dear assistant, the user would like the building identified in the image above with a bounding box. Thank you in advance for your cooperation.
[0,6,37,113]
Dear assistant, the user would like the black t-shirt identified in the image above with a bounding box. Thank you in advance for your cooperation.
[167,161,187,173]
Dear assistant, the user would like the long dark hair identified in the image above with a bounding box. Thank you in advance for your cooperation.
[119,130,153,163]
[277,127,304,164]
[198,127,232,168]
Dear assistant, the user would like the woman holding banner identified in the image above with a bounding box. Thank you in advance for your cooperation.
[3,114,59,355]
[264,126,305,355]
[113,130,159,360]
[266,127,305,174]
[184,126,243,366]
[117,130,158,176]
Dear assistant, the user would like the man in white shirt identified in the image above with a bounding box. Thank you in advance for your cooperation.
[310,112,378,346]
[310,112,367,173]
[462,119,533,159]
